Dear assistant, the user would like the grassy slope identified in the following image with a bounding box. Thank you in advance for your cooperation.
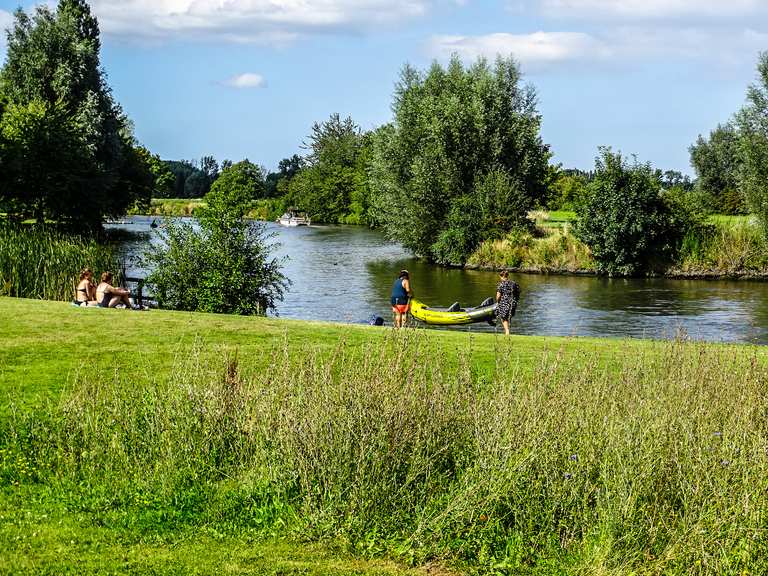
[2,297,763,575]
[0,297,651,415]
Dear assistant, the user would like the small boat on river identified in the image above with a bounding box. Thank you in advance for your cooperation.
[277,211,311,227]
[410,297,497,326]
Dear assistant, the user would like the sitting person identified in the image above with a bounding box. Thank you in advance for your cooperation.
[96,272,135,308]
[75,267,98,306]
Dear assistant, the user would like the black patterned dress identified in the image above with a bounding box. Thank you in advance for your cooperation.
[496,280,518,321]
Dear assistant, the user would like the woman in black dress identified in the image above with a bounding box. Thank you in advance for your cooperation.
[495,270,518,335]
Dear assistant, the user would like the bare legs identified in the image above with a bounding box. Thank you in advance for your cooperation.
[501,318,510,335]
[393,311,404,328]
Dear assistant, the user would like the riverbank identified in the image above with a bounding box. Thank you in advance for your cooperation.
[468,213,768,279]
[2,298,767,575]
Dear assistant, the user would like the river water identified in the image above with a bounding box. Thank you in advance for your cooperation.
[109,216,768,344]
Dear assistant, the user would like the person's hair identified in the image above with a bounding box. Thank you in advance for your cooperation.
[399,269,410,279]
[499,270,509,279]
[101,271,113,284]
[79,267,92,280]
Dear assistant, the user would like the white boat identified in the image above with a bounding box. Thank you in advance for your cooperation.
[277,211,311,227]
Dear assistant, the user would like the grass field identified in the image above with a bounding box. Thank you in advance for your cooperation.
[2,298,768,575]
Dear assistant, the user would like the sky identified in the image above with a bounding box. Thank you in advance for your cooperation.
[0,1,765,174]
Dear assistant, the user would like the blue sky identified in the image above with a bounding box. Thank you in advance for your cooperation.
[0,1,765,174]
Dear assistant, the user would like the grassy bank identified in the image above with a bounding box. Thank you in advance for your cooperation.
[2,298,768,574]
[469,212,768,278]
[131,198,286,221]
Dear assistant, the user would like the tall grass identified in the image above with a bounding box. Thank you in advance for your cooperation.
[468,226,595,272]
[0,224,120,300]
[3,333,767,573]
[675,219,768,275]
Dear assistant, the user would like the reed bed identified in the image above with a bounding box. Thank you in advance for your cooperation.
[2,332,767,574]
[0,224,120,301]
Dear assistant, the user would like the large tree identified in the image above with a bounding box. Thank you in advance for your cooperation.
[287,113,369,224]
[0,0,151,229]
[737,52,768,234]
[369,55,550,264]
[689,123,745,214]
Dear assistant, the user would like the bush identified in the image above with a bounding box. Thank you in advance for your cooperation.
[576,149,689,276]
[144,164,289,315]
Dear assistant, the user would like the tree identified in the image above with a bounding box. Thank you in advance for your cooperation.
[689,123,745,214]
[287,114,369,224]
[369,55,550,264]
[576,149,689,276]
[0,1,150,229]
[736,52,768,235]
[144,162,288,315]
[265,154,304,198]
[135,146,174,198]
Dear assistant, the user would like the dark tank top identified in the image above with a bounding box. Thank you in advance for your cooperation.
[391,278,408,305]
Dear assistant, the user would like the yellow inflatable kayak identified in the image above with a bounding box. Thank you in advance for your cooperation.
[409,297,496,326]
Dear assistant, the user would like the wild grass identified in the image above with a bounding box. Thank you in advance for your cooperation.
[675,218,768,275]
[3,331,766,574]
[0,225,120,301]
[468,226,594,272]
[132,198,206,217]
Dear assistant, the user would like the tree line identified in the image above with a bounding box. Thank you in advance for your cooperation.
[1,0,768,279]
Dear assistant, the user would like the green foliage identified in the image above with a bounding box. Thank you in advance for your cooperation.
[737,52,768,237]
[0,1,151,229]
[0,223,119,300]
[689,123,746,214]
[576,148,691,276]
[144,163,288,315]
[265,154,304,198]
[546,168,590,211]
[4,330,768,574]
[287,114,370,224]
[370,56,550,265]
[135,146,174,198]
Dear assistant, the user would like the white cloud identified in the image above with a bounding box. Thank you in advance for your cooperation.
[223,72,266,88]
[87,0,428,43]
[429,25,768,70]
[540,0,767,20]
[429,31,611,67]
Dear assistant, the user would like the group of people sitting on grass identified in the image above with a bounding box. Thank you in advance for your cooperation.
[74,268,141,309]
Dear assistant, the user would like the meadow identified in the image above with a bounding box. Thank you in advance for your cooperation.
[2,298,767,575]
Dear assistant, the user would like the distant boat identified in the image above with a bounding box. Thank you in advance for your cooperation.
[277,211,311,227]
[105,218,130,225]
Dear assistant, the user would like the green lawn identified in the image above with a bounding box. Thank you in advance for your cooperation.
[0,297,656,416]
[2,297,766,575]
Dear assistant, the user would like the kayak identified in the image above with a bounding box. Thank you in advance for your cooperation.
[409,297,496,326]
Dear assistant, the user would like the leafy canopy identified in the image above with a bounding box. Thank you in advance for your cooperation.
[369,55,550,265]
[737,52,768,236]
[0,0,152,229]
[144,162,288,316]
[576,148,692,276]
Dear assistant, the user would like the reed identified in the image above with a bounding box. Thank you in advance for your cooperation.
[3,332,767,573]
[0,224,120,301]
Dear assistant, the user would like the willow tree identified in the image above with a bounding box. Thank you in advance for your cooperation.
[369,55,550,265]
[737,52,768,235]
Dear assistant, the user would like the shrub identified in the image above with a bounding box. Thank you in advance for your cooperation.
[576,149,687,276]
[144,163,289,315]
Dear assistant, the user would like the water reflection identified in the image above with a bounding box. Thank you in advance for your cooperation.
[108,216,768,344]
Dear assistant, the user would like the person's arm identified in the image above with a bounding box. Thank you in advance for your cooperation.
[403,278,412,297]
[106,285,130,296]
[496,290,501,303]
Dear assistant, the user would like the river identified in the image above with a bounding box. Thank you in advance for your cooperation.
[109,216,768,344]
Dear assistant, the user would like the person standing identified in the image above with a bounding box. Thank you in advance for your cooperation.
[495,270,519,335]
[390,269,412,328]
